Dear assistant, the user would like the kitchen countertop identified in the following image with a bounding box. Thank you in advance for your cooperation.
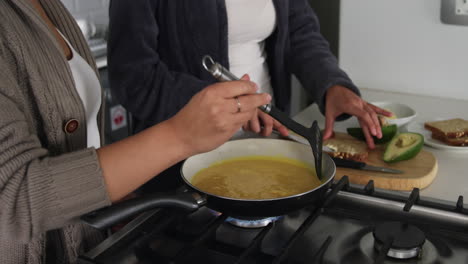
[293,88,468,204]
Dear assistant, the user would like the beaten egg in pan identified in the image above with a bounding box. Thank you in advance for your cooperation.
[191,156,321,200]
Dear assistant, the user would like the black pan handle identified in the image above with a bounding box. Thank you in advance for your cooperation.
[331,157,366,169]
[81,192,206,230]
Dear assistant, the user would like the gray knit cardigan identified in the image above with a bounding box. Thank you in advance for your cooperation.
[0,0,111,263]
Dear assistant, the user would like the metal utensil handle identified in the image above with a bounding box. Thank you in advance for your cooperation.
[202,56,238,81]
[202,56,271,113]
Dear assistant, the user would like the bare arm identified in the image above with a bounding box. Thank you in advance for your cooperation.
[0,57,267,240]
[98,79,271,201]
[0,2,271,241]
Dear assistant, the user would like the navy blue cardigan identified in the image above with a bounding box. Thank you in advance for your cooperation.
[108,0,359,132]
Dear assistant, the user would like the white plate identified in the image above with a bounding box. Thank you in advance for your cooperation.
[406,120,468,151]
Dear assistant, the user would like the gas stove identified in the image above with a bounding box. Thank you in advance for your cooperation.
[78,177,468,264]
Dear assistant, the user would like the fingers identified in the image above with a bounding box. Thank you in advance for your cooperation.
[348,106,380,138]
[240,74,250,81]
[258,111,274,136]
[229,93,271,128]
[323,86,384,146]
[368,103,393,117]
[242,121,250,132]
[243,111,288,137]
[323,110,336,140]
[233,96,242,114]
[364,103,382,138]
[243,111,287,137]
[248,110,261,133]
[359,120,376,149]
[229,93,271,114]
[273,119,289,137]
[215,79,258,99]
[232,111,262,126]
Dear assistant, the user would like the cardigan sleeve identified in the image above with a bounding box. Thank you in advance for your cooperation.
[287,0,360,118]
[108,0,211,126]
[0,51,111,242]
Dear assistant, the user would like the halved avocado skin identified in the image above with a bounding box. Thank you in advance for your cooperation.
[347,124,398,144]
[383,133,424,163]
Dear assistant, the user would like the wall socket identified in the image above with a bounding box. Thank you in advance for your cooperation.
[456,0,468,14]
[441,0,468,25]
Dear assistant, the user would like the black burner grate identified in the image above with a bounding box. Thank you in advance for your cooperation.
[78,176,468,264]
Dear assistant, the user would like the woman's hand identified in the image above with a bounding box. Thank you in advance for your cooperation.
[97,78,271,201]
[323,85,392,149]
[167,78,272,155]
[242,110,289,137]
[237,74,288,137]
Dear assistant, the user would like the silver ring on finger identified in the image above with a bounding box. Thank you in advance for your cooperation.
[235,96,241,113]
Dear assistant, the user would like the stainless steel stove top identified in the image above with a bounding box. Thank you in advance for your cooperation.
[78,177,468,264]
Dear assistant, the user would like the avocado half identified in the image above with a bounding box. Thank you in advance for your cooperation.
[347,124,398,144]
[383,132,424,163]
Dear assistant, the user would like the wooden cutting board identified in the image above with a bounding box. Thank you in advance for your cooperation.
[329,133,438,191]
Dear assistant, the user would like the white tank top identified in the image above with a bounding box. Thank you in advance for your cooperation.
[60,31,102,148]
[225,0,276,99]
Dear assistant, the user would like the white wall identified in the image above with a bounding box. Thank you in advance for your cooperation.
[340,0,468,100]
[60,0,109,26]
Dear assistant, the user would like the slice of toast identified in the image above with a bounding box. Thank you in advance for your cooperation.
[431,133,468,147]
[324,133,369,162]
[424,118,468,139]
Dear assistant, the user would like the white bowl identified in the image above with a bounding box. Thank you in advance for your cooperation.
[371,101,417,128]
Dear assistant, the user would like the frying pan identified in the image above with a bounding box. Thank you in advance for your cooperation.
[81,139,336,230]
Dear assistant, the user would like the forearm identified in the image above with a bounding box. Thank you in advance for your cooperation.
[98,79,271,202]
[288,0,359,112]
[0,70,265,240]
[97,120,191,201]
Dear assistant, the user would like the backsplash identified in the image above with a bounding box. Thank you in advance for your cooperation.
[339,0,468,101]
